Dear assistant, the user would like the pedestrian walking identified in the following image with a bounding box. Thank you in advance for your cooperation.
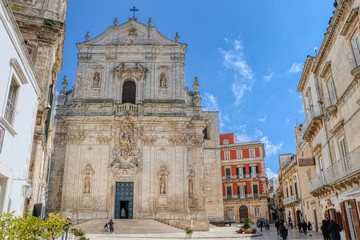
[259,220,263,232]
[275,219,280,236]
[288,217,293,229]
[328,220,341,240]
[308,221,312,236]
[61,216,71,240]
[302,220,308,236]
[321,220,331,240]
[108,219,115,234]
[265,220,270,231]
[279,220,288,240]
[299,222,302,233]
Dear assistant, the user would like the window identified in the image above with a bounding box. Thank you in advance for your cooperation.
[351,31,360,65]
[339,137,347,158]
[122,81,136,104]
[237,150,243,159]
[326,77,337,106]
[203,126,210,140]
[290,185,293,196]
[238,167,243,178]
[249,149,255,158]
[294,182,298,198]
[255,208,260,217]
[226,186,232,198]
[4,80,18,125]
[224,151,230,160]
[253,184,258,197]
[223,139,229,145]
[286,187,289,198]
[225,168,231,178]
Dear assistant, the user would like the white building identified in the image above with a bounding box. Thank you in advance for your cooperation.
[0,0,41,215]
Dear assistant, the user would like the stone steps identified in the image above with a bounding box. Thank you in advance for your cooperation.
[72,219,183,234]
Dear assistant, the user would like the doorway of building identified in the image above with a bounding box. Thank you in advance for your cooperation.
[239,205,248,221]
[115,182,133,219]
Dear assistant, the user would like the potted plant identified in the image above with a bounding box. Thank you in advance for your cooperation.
[240,218,252,233]
[70,228,86,240]
[251,227,257,233]
[185,227,193,239]
[236,228,243,234]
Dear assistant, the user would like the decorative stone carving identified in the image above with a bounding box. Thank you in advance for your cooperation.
[58,76,68,105]
[115,63,146,82]
[157,165,169,195]
[114,17,119,26]
[84,177,91,193]
[85,31,90,41]
[158,66,169,89]
[66,132,85,144]
[82,164,95,176]
[111,167,139,179]
[93,72,101,87]
[53,134,67,146]
[169,136,188,145]
[192,77,202,106]
[175,32,180,42]
[141,136,157,145]
[148,18,152,27]
[170,54,184,62]
[191,136,203,147]
[128,27,137,43]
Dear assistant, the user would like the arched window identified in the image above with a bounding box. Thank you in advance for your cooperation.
[122,81,136,104]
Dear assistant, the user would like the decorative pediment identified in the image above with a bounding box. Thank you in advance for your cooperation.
[82,164,95,175]
[77,19,184,47]
[114,63,146,82]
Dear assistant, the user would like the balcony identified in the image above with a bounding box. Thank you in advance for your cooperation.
[114,103,143,116]
[283,195,300,205]
[309,171,328,193]
[302,105,323,142]
[223,194,267,200]
[222,173,262,181]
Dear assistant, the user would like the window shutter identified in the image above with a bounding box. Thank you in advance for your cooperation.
[340,201,351,240]
[350,199,360,238]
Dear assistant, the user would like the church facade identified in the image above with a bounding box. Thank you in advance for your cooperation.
[48,17,224,230]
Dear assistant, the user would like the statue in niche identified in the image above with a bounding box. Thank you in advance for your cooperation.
[160,72,167,88]
[160,177,166,194]
[93,72,100,87]
[189,179,193,195]
[84,177,91,193]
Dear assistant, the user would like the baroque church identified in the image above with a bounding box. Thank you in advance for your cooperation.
[48,17,224,230]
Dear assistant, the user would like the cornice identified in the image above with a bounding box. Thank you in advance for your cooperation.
[297,57,314,92]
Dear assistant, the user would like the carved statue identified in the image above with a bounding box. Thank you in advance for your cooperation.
[160,177,166,194]
[84,177,91,193]
[189,179,193,195]
[160,72,167,88]
[93,72,100,87]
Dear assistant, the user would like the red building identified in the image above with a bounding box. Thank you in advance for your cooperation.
[221,133,269,222]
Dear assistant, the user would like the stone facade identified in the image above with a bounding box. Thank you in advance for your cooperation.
[48,17,223,230]
[7,0,68,215]
[297,0,360,238]
[220,133,269,223]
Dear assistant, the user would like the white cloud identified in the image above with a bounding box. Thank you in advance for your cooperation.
[219,38,253,104]
[266,168,278,179]
[288,63,303,73]
[261,135,283,157]
[202,92,219,111]
[263,72,274,82]
[258,115,267,123]
[286,118,290,125]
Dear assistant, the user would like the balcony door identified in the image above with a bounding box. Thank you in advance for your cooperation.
[122,81,136,104]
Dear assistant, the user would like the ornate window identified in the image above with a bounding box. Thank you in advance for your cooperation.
[93,72,101,87]
[122,81,136,104]
[326,76,337,106]
[223,139,229,145]
[224,151,230,160]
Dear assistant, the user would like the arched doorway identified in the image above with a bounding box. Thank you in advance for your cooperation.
[122,81,136,104]
[239,205,248,221]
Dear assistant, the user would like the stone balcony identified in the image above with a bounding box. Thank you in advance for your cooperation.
[302,105,323,142]
[223,193,267,200]
[283,195,300,206]
[309,171,328,193]
[222,173,262,181]
[114,103,143,116]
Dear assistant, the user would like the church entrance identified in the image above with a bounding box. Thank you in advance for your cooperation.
[115,182,133,219]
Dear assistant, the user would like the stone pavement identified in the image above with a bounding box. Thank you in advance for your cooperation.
[79,223,325,240]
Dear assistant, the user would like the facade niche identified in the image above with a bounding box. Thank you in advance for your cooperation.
[93,72,101,87]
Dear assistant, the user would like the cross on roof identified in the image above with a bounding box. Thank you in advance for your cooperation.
[129,6,139,18]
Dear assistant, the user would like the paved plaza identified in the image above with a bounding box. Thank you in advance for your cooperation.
[79,223,325,240]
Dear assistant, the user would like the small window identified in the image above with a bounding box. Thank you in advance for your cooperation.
[224,151,230,160]
[203,126,210,140]
[225,168,231,178]
[249,149,255,158]
[226,186,232,197]
[4,80,19,125]
[286,187,289,198]
[223,139,229,145]
[237,150,243,159]
[255,208,260,217]
[326,77,337,106]
[351,31,360,65]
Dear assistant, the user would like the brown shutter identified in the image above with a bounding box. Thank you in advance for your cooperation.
[350,199,360,238]
[336,212,343,230]
[325,209,329,220]
[340,201,351,240]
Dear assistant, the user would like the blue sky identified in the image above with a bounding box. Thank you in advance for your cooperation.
[57,0,335,178]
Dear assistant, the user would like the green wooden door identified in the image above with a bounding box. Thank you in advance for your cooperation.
[115,182,133,219]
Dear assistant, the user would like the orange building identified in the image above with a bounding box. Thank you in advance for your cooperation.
[221,133,269,222]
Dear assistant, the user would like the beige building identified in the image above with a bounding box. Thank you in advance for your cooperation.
[7,0,68,215]
[48,17,224,230]
[297,0,360,238]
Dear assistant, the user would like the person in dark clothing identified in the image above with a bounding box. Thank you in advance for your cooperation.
[302,220,308,236]
[308,221,312,236]
[321,220,331,240]
[328,220,341,240]
[299,222,303,233]
[265,221,270,230]
[259,220,263,232]
[279,220,288,240]
[275,219,280,236]
[108,219,115,233]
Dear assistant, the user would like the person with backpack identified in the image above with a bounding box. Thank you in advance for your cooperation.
[279,220,288,240]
